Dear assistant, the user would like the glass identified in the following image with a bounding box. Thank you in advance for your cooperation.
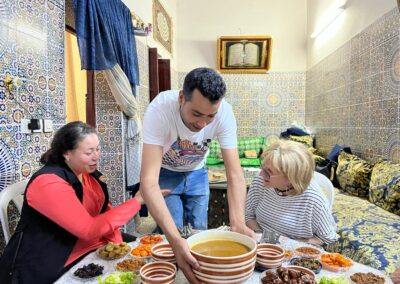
[260,168,283,181]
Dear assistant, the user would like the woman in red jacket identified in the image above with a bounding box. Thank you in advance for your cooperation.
[0,121,155,283]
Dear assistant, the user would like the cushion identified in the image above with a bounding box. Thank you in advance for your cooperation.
[239,158,261,167]
[237,137,265,158]
[288,135,313,147]
[244,150,257,159]
[336,151,372,198]
[369,161,400,216]
[208,140,222,159]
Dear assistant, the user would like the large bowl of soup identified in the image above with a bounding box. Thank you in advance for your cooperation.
[187,230,257,283]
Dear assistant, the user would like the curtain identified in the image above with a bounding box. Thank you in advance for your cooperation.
[104,64,142,187]
[73,0,140,90]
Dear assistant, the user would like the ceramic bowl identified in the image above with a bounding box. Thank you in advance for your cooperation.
[320,253,353,272]
[151,243,176,263]
[294,245,322,259]
[256,243,285,269]
[139,234,164,245]
[289,257,322,274]
[139,261,176,284]
[187,230,257,283]
[259,266,316,283]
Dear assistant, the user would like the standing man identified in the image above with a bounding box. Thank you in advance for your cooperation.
[140,67,254,283]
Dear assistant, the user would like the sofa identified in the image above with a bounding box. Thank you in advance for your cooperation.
[324,151,400,275]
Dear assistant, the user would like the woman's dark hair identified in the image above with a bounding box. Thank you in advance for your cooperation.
[40,121,97,165]
[183,67,226,104]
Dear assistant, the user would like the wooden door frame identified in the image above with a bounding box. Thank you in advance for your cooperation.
[65,25,96,127]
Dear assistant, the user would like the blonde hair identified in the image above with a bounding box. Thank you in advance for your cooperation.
[262,139,315,195]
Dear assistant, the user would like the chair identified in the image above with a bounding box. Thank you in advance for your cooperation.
[313,171,334,210]
[0,180,28,243]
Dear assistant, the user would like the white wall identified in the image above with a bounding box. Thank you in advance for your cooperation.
[307,0,397,68]
[123,0,179,69]
[177,0,307,72]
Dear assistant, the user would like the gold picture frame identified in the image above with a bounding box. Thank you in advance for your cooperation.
[217,36,272,74]
[153,0,172,54]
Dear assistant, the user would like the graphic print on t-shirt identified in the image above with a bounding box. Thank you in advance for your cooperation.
[162,137,211,167]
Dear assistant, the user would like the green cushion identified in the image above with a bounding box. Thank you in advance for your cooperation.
[369,161,400,216]
[207,140,222,159]
[206,157,224,165]
[239,158,261,167]
[237,137,265,158]
[336,151,372,198]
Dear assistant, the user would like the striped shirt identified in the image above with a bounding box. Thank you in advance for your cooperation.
[245,175,339,244]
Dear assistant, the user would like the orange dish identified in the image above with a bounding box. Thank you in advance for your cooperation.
[140,234,163,245]
[320,253,353,272]
[131,244,152,258]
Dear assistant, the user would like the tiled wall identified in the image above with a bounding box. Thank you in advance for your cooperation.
[0,0,66,251]
[178,72,306,142]
[306,8,400,163]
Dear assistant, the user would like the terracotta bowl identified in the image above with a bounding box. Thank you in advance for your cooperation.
[151,243,176,263]
[186,230,257,284]
[139,261,176,284]
[256,243,285,269]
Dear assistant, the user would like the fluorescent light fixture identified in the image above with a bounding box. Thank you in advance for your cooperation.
[311,5,345,38]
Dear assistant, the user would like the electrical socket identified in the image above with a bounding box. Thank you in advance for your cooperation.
[43,119,53,133]
[20,119,31,134]
[20,119,42,133]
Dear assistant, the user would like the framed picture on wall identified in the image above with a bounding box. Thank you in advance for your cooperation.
[153,0,172,54]
[217,36,272,74]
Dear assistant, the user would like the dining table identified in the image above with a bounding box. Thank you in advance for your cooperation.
[55,232,393,284]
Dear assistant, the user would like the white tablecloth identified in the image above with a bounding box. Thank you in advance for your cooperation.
[55,236,393,284]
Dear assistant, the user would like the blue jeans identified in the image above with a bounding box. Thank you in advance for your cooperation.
[159,167,209,230]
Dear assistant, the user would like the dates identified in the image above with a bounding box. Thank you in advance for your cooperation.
[74,263,104,278]
[261,267,316,284]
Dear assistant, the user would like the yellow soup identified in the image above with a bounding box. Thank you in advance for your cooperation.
[191,240,251,257]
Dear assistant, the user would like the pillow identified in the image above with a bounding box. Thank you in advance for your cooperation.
[288,135,313,147]
[369,161,400,216]
[336,151,372,198]
[244,150,257,159]
[208,140,222,158]
[239,158,261,167]
[237,137,265,158]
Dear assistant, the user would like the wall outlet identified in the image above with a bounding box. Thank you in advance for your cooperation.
[29,119,42,133]
[43,119,53,133]
[20,119,31,134]
[20,119,42,133]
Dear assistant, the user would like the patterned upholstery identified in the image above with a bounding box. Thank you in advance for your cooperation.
[369,161,400,216]
[206,137,266,167]
[326,188,400,275]
[336,151,373,198]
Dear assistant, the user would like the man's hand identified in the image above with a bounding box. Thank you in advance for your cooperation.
[134,189,170,205]
[231,223,256,240]
[169,237,200,284]
[391,268,400,284]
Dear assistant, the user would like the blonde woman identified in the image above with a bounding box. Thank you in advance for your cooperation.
[245,139,338,245]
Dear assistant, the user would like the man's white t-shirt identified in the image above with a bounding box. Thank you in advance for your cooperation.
[143,90,237,172]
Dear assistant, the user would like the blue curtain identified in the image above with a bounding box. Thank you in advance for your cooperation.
[73,0,139,91]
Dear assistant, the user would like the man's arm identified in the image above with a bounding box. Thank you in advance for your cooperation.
[140,143,200,284]
[221,148,255,239]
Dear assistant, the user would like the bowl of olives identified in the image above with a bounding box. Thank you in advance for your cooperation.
[96,241,131,260]
[289,257,322,274]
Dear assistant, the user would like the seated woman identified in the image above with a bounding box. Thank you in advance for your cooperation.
[0,121,149,283]
[245,139,338,246]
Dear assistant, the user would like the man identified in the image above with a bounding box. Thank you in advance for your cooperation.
[140,67,254,283]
